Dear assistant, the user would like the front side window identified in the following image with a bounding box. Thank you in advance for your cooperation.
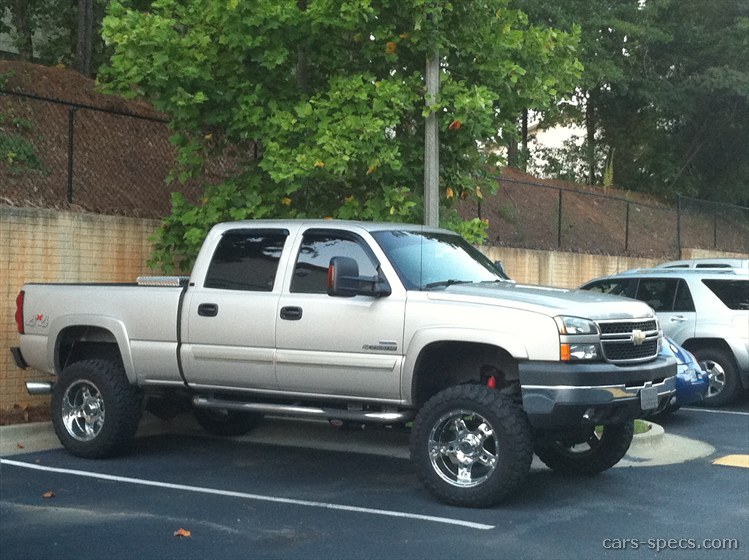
[673,279,695,312]
[291,231,379,294]
[635,279,679,312]
[204,230,288,291]
[582,278,637,298]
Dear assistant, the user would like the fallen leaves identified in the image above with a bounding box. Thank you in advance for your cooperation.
[174,528,192,538]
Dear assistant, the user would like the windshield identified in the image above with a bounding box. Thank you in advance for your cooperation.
[371,230,508,290]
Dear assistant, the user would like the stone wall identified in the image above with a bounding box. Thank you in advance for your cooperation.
[1,207,159,411]
[1,207,744,412]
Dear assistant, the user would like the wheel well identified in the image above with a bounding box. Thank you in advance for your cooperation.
[56,326,123,372]
[411,342,518,407]
[681,338,736,363]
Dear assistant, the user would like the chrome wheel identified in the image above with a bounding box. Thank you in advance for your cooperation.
[61,380,105,442]
[702,359,726,399]
[428,409,498,488]
[412,385,532,507]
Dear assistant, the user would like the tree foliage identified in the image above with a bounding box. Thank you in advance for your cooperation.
[98,0,581,271]
[0,0,125,73]
[521,0,749,204]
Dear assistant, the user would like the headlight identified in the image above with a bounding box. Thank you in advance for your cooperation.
[554,316,598,335]
[555,316,600,361]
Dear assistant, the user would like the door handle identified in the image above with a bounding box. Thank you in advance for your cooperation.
[198,303,218,317]
[669,316,688,323]
[280,306,303,321]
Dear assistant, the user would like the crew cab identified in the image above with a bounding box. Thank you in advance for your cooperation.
[12,220,676,507]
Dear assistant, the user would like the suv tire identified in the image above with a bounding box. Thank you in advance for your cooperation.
[692,347,741,407]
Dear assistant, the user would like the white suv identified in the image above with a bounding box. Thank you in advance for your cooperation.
[654,258,749,270]
[580,268,749,406]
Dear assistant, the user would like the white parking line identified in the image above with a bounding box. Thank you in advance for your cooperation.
[0,458,494,531]
[681,407,749,417]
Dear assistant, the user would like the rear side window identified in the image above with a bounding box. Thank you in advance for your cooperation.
[204,230,288,291]
[702,280,749,310]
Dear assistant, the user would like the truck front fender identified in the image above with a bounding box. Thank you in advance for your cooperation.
[402,327,530,403]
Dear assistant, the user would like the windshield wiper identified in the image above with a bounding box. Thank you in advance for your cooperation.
[424,279,473,289]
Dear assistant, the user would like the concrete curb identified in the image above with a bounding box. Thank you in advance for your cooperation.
[630,420,665,449]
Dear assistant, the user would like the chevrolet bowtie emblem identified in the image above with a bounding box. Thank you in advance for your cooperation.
[632,329,646,345]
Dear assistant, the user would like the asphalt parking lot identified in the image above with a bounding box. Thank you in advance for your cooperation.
[1,399,748,560]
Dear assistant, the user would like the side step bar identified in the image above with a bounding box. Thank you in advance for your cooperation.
[193,396,415,424]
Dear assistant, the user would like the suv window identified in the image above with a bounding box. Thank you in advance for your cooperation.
[291,230,378,294]
[204,230,288,291]
[702,280,749,310]
[581,278,637,298]
[635,278,694,312]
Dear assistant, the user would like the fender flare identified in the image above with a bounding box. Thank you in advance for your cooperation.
[402,327,529,402]
[48,315,136,384]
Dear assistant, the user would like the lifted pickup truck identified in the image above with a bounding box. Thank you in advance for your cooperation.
[12,220,676,507]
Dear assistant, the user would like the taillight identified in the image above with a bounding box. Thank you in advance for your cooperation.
[15,290,25,334]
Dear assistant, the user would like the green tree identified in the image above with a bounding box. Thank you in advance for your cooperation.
[99,0,581,271]
[515,0,649,184]
[521,0,749,205]
[607,0,749,203]
[0,1,153,74]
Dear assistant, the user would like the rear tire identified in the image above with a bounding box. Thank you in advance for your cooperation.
[534,421,634,475]
[692,347,741,407]
[51,359,143,458]
[193,408,263,437]
[411,385,533,508]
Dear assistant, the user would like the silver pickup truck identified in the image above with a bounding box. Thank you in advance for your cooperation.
[11,220,676,507]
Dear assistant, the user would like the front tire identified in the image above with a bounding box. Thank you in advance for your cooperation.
[51,359,143,458]
[534,421,634,475]
[411,385,533,508]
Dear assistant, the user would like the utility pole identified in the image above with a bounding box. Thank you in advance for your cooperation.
[423,16,439,227]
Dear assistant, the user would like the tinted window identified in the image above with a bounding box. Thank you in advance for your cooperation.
[291,231,378,294]
[673,280,695,311]
[582,278,637,299]
[702,280,749,310]
[635,279,679,311]
[204,230,287,291]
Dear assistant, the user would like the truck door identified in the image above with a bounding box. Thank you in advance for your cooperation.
[181,229,289,390]
[275,229,406,400]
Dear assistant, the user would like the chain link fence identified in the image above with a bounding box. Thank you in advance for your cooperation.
[677,196,749,255]
[2,89,747,257]
[465,175,748,258]
[1,90,207,217]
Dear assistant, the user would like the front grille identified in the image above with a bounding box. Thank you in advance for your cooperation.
[602,340,659,361]
[596,319,660,364]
